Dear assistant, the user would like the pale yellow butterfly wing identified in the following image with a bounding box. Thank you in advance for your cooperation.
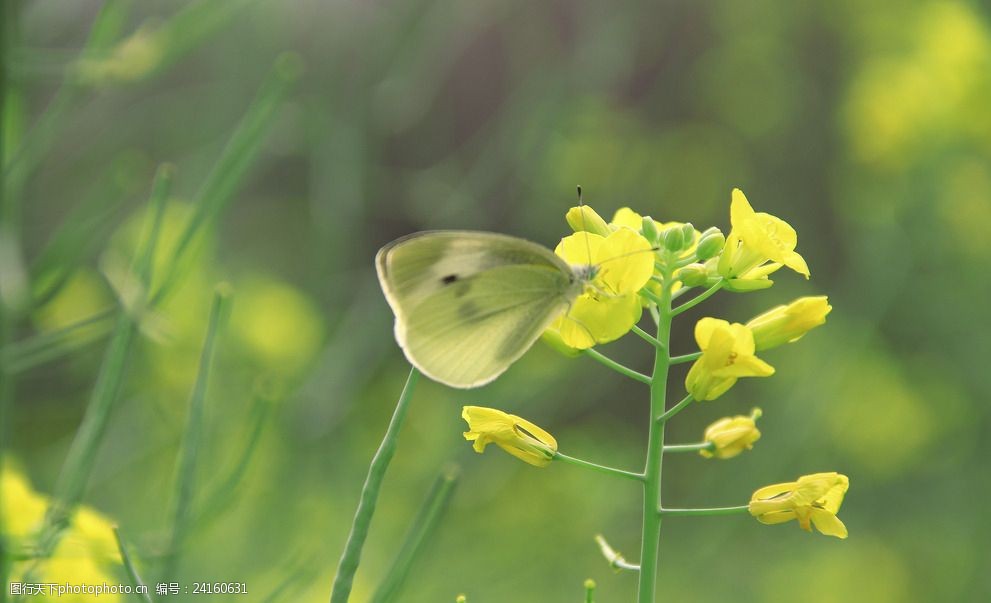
[376,231,581,388]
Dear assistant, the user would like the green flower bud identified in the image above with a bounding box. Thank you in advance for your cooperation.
[680,222,696,245]
[696,228,726,260]
[641,216,660,244]
[662,226,685,252]
[678,263,709,287]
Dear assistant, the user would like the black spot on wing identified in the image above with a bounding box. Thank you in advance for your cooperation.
[441,274,458,284]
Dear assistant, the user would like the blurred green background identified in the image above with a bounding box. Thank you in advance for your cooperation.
[2,0,989,601]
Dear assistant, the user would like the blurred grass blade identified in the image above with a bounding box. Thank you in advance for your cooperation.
[192,388,273,527]
[147,0,259,78]
[33,165,171,562]
[113,525,155,603]
[330,367,420,603]
[162,284,232,580]
[371,464,460,603]
[2,0,132,198]
[152,52,301,305]
[2,307,115,374]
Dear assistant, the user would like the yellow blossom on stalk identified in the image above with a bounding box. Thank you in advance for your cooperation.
[2,464,123,601]
[685,318,774,401]
[544,215,654,350]
[717,189,809,290]
[746,296,831,351]
[749,472,850,538]
[462,406,558,467]
[701,408,763,459]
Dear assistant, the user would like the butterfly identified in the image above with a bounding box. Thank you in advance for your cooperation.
[375,230,601,389]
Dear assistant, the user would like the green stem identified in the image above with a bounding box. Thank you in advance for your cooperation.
[554,452,644,482]
[631,325,665,349]
[662,442,713,454]
[639,288,664,307]
[671,279,723,316]
[330,367,420,603]
[668,351,701,365]
[657,394,694,424]
[637,260,673,603]
[162,285,231,581]
[370,465,460,603]
[659,505,749,517]
[32,167,170,568]
[582,348,651,385]
[113,526,155,603]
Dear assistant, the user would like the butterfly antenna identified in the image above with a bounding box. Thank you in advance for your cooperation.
[577,185,593,266]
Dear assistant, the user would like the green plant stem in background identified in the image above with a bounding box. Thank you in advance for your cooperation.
[152,53,301,305]
[330,367,420,603]
[1,307,115,374]
[637,261,673,603]
[1,0,131,204]
[162,284,232,581]
[112,526,154,603]
[582,348,651,385]
[668,351,701,365]
[192,390,274,527]
[371,464,461,603]
[662,442,714,454]
[659,506,750,517]
[0,0,16,593]
[30,166,171,569]
[555,452,644,482]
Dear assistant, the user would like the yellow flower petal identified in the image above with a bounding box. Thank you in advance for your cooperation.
[555,231,605,266]
[594,229,654,294]
[610,207,643,230]
[462,406,557,467]
[566,206,611,236]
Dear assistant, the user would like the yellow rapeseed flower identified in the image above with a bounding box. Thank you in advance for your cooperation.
[746,296,831,351]
[2,464,123,601]
[717,189,809,290]
[685,318,775,401]
[544,219,654,349]
[748,472,850,538]
[462,406,558,467]
[701,408,763,459]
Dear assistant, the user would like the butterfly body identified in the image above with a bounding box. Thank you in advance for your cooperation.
[376,230,590,388]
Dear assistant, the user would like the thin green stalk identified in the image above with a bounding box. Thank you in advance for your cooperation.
[637,261,673,602]
[659,505,749,517]
[671,279,723,317]
[113,526,155,603]
[631,325,665,349]
[162,285,232,581]
[29,166,171,575]
[582,349,651,385]
[585,579,596,603]
[2,307,115,374]
[371,465,460,603]
[193,390,273,527]
[152,53,300,305]
[663,442,713,454]
[2,0,131,199]
[669,351,701,365]
[657,394,694,424]
[554,452,644,482]
[330,367,420,603]
[639,287,664,307]
[0,0,15,593]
